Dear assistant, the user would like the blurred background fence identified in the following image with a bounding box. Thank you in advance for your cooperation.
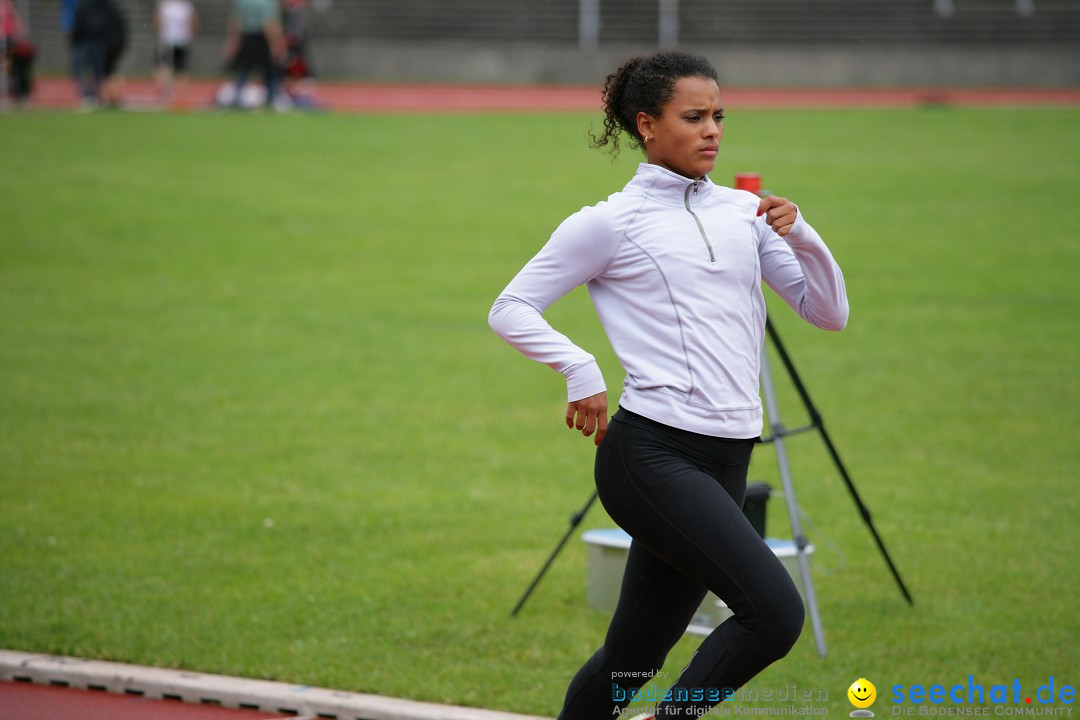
[18,0,1080,86]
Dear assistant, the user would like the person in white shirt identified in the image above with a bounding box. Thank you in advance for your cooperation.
[489,50,848,720]
[154,0,198,107]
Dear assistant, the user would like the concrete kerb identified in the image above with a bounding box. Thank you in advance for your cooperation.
[0,650,551,720]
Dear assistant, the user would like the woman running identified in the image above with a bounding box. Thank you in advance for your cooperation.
[489,50,848,720]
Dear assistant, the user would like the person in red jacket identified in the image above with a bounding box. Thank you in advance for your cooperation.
[1,0,34,103]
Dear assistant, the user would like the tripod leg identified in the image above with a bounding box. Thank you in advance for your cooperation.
[765,320,914,606]
[760,348,828,657]
[511,490,599,617]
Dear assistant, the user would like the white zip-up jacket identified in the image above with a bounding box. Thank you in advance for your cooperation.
[489,163,848,439]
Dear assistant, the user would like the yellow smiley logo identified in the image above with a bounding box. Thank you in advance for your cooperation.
[848,678,877,709]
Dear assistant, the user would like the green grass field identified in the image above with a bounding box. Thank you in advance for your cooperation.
[1,106,1077,716]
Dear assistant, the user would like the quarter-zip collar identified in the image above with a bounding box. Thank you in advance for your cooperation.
[628,163,715,208]
[629,163,718,263]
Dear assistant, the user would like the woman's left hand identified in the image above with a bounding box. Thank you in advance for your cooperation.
[757,195,798,238]
[566,391,608,446]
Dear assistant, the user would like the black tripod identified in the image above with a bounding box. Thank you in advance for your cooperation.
[510,320,913,645]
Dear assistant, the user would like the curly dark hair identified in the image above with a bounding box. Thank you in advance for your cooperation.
[591,50,719,157]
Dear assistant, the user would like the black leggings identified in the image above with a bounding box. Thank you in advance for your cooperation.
[558,408,804,720]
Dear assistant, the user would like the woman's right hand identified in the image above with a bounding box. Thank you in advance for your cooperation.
[566,391,608,446]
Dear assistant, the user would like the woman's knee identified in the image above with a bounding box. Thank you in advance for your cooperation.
[756,587,805,658]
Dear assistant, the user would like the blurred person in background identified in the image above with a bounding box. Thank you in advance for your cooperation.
[223,0,285,109]
[1,0,34,104]
[154,0,198,109]
[71,0,127,109]
[281,0,316,108]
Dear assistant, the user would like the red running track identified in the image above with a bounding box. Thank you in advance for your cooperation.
[23,76,1080,112]
[0,680,290,720]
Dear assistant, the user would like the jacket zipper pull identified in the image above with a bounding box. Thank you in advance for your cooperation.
[683,181,716,264]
